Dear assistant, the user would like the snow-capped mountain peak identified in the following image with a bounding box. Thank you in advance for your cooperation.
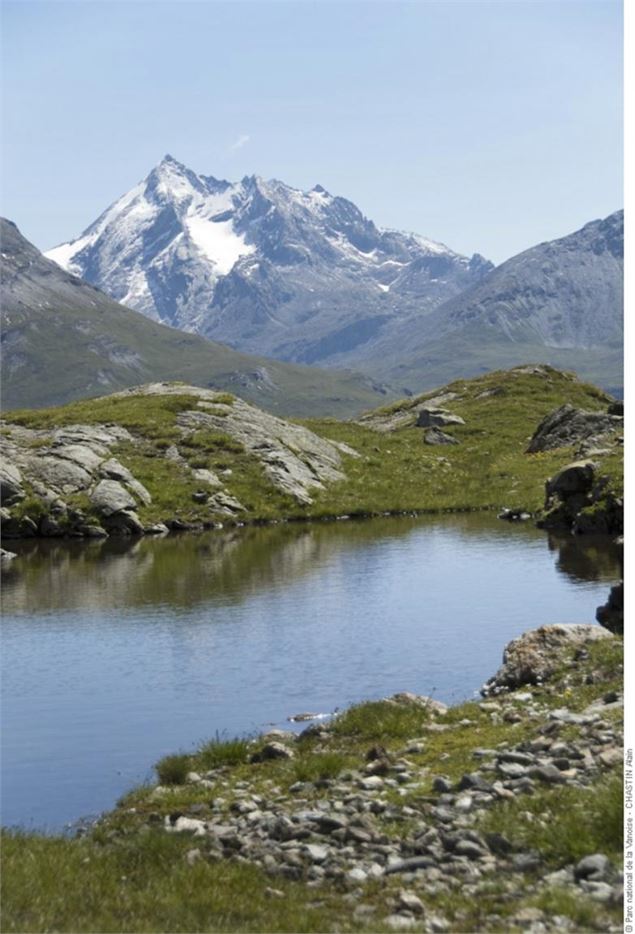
[45,156,494,361]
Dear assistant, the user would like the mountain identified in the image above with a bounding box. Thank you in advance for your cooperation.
[0,219,391,416]
[356,211,624,395]
[45,155,493,365]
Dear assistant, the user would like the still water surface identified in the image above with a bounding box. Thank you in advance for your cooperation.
[1,514,621,831]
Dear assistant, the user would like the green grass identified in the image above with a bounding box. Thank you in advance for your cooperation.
[479,771,623,866]
[2,366,623,532]
[197,736,251,770]
[0,830,361,934]
[155,753,192,786]
[304,366,622,518]
[330,699,437,742]
[291,751,354,783]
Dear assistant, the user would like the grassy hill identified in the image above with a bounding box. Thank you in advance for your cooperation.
[2,365,623,537]
[0,218,391,418]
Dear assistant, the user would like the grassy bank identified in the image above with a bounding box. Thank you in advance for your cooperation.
[1,635,623,933]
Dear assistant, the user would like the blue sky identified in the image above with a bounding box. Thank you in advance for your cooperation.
[0,0,622,264]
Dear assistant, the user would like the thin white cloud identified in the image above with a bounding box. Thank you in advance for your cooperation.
[228,134,251,153]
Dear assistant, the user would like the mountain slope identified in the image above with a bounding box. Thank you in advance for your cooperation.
[355,211,623,395]
[0,219,391,416]
[45,155,493,364]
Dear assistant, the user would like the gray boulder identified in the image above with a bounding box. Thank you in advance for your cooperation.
[546,460,596,498]
[526,404,621,453]
[423,428,459,446]
[416,408,465,429]
[481,624,613,694]
[90,480,136,517]
[102,510,144,536]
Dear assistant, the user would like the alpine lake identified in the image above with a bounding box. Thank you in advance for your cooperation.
[1,513,621,832]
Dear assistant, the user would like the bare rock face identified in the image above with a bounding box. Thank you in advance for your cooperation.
[481,624,613,695]
[526,404,622,454]
[0,422,145,538]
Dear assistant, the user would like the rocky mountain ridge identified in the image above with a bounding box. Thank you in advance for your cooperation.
[344,211,623,396]
[45,155,493,365]
[0,218,390,416]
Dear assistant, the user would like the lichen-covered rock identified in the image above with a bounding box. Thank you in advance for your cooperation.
[481,624,613,695]
[526,404,621,454]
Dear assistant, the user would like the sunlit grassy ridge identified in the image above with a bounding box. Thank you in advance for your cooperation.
[3,365,623,529]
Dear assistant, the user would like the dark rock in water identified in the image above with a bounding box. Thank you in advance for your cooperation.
[1,515,37,538]
[423,427,459,445]
[526,404,621,453]
[596,582,623,635]
[416,408,465,429]
[39,515,65,538]
[498,508,531,522]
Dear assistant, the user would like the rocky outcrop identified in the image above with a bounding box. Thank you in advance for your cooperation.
[0,424,146,539]
[526,404,622,454]
[357,391,461,433]
[481,624,613,695]
[596,583,623,635]
[537,459,623,536]
[0,383,356,539]
[115,382,348,506]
